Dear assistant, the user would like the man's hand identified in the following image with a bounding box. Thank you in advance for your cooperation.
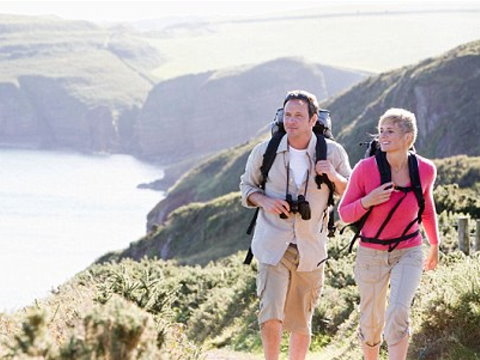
[315,160,348,195]
[315,160,338,182]
[248,192,290,217]
[424,245,439,271]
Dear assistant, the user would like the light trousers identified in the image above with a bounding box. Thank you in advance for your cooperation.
[354,245,424,346]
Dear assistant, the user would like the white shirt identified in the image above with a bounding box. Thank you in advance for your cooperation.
[289,147,309,188]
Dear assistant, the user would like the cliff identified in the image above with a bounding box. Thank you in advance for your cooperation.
[135,58,368,162]
[0,15,158,152]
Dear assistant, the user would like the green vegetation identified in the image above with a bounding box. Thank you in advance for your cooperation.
[2,154,478,358]
[2,232,479,358]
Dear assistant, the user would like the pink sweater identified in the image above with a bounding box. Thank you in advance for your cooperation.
[338,155,440,250]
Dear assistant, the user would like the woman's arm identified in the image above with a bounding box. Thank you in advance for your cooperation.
[421,161,440,270]
[338,161,370,223]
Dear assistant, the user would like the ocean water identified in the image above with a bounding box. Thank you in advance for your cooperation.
[0,148,165,312]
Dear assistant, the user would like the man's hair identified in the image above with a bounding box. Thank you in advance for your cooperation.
[379,108,418,147]
[282,90,319,118]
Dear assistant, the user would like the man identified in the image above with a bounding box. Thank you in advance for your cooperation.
[240,90,352,360]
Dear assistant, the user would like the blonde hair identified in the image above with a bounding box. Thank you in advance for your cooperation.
[379,108,417,147]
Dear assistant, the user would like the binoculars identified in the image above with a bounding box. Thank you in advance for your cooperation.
[279,194,311,220]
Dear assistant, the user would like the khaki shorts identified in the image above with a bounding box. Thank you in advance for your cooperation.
[354,245,424,347]
[256,245,324,335]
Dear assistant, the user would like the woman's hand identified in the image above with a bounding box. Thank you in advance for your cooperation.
[360,182,395,209]
[424,244,439,271]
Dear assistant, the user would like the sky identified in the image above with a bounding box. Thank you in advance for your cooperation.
[1,0,477,23]
[0,1,335,22]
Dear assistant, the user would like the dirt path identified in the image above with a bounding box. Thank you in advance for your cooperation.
[204,349,263,360]
[204,350,335,360]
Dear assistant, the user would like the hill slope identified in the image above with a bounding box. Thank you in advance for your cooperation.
[328,39,480,163]
[135,58,367,162]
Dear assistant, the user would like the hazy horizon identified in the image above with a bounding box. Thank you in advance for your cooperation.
[1,1,479,24]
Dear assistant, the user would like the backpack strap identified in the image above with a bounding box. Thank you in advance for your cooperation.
[244,132,285,265]
[260,132,284,186]
[314,134,335,207]
[408,153,424,223]
[375,150,392,184]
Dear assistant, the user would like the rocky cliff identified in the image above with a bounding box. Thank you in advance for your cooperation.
[135,58,368,162]
[0,15,158,152]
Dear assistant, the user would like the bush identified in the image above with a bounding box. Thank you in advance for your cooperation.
[410,253,480,359]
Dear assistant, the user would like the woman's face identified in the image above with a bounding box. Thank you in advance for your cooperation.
[378,120,412,153]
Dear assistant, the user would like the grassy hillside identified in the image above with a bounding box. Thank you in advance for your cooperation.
[2,228,479,359]
[327,40,480,163]
[146,138,261,229]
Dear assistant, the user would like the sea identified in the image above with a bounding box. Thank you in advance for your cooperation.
[0,148,165,313]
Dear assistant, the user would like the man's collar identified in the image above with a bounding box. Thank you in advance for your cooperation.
[277,132,317,157]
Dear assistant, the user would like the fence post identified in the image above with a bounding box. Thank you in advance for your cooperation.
[475,220,480,252]
[458,217,469,255]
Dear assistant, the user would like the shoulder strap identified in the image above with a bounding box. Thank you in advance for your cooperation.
[259,132,284,188]
[375,150,391,184]
[314,134,335,206]
[408,153,425,222]
[244,132,285,264]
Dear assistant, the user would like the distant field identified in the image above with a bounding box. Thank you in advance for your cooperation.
[145,9,480,79]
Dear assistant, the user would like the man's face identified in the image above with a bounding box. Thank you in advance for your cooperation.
[283,99,316,140]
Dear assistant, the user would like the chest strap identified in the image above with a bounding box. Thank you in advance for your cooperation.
[359,186,420,252]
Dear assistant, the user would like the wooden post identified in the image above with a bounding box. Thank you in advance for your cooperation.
[458,217,469,255]
[475,220,480,252]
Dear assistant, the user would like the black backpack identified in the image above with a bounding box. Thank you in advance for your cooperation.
[243,108,336,265]
[342,139,425,252]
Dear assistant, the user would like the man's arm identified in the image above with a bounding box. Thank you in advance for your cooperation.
[239,144,265,208]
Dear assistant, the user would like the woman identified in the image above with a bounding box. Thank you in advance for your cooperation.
[338,108,440,360]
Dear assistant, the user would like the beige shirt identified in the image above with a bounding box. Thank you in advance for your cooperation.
[240,133,352,271]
